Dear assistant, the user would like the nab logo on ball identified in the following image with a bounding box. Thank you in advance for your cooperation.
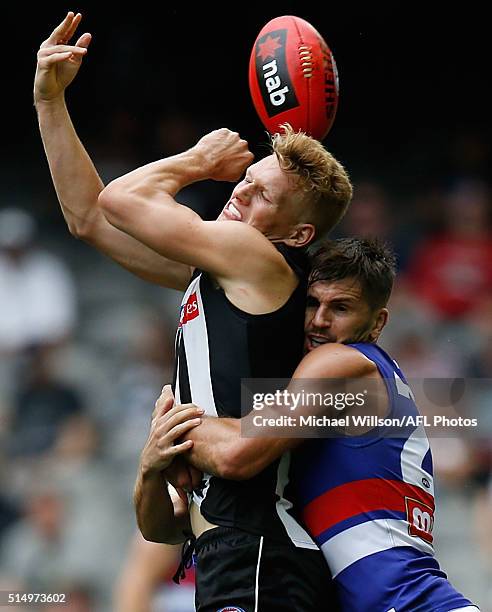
[179,292,199,327]
[255,29,299,117]
[249,16,339,140]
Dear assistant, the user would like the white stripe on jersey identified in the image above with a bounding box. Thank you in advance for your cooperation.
[177,274,217,509]
[179,274,218,416]
[254,536,264,612]
[400,424,434,496]
[322,518,434,578]
[275,453,318,549]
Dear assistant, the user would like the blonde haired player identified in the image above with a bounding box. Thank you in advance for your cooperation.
[35,12,352,611]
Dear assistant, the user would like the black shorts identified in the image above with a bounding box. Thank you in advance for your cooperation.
[193,526,339,612]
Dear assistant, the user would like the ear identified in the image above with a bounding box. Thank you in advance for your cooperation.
[282,223,316,248]
[368,308,389,342]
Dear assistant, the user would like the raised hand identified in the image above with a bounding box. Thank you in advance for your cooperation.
[195,128,254,182]
[34,11,92,104]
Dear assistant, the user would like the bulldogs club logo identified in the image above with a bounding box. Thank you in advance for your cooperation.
[255,29,299,117]
[179,291,199,327]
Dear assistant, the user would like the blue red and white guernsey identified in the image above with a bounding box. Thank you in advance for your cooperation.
[290,342,477,612]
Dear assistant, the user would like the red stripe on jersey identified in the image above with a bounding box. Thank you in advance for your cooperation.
[302,478,435,537]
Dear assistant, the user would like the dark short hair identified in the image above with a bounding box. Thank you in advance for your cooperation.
[309,238,396,309]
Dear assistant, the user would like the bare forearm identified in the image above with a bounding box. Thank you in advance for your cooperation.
[102,127,251,203]
[184,416,295,480]
[103,146,210,201]
[36,97,105,237]
[181,417,236,477]
[133,465,187,544]
[97,146,214,263]
[35,98,193,289]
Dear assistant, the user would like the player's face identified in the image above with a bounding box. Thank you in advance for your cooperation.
[304,278,381,352]
[219,155,302,239]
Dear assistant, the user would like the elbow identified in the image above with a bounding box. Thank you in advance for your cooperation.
[136,517,174,545]
[66,221,84,240]
[98,180,146,231]
[67,216,97,242]
[139,527,165,544]
[97,182,124,226]
[138,524,161,543]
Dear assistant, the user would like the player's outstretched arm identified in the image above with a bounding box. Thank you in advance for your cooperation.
[34,12,193,291]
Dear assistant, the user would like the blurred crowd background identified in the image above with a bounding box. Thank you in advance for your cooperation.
[1,4,491,611]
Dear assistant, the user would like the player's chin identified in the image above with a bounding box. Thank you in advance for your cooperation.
[305,335,334,352]
[304,337,322,353]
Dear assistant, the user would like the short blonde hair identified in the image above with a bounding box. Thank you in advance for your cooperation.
[271,124,353,239]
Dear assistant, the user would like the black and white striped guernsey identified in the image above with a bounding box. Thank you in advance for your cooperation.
[172,244,317,549]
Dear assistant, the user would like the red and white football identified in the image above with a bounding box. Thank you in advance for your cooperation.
[249,15,339,141]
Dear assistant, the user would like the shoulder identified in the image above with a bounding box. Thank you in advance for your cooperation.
[294,343,379,379]
[207,222,299,297]
[206,220,284,264]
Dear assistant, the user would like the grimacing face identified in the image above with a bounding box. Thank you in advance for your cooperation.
[218,154,305,241]
[304,277,387,353]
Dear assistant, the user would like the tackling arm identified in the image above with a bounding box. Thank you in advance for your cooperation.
[183,343,378,479]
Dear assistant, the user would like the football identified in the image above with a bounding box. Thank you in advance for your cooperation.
[248,15,339,141]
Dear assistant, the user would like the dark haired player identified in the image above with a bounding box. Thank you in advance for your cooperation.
[153,238,479,612]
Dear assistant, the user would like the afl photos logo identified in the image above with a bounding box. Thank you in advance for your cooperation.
[254,29,299,117]
[179,291,199,327]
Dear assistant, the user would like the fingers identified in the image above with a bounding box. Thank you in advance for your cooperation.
[151,403,203,445]
[151,385,177,421]
[158,410,203,443]
[157,385,174,403]
[160,403,203,430]
[37,51,74,67]
[75,32,92,49]
[152,393,174,421]
[160,384,175,403]
[62,13,82,43]
[38,44,88,58]
[168,439,194,455]
[152,405,203,450]
[47,11,80,46]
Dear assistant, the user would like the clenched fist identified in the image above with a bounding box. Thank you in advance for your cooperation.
[194,128,254,182]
